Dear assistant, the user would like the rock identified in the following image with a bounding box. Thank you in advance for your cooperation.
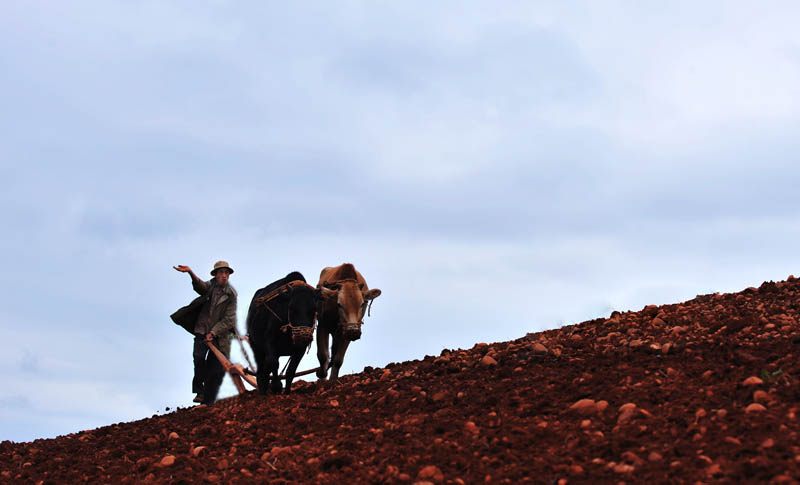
[417,465,444,482]
[613,463,635,473]
[761,438,775,448]
[648,451,662,462]
[167,432,179,440]
[532,343,548,355]
[621,451,644,466]
[480,355,498,366]
[380,369,391,380]
[753,390,770,403]
[191,446,207,457]
[742,376,764,386]
[330,400,340,407]
[618,408,636,425]
[159,455,175,467]
[724,436,742,445]
[746,403,767,413]
[570,399,598,416]
[464,421,480,435]
[706,463,722,477]
[217,458,229,470]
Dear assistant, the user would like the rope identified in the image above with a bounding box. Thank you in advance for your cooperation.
[233,326,256,374]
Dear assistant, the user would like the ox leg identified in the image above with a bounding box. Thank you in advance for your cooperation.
[265,342,282,394]
[316,326,330,380]
[329,336,351,382]
[283,351,303,394]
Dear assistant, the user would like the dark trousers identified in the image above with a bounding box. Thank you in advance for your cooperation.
[192,334,226,405]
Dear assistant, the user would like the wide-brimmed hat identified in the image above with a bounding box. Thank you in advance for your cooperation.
[211,260,234,275]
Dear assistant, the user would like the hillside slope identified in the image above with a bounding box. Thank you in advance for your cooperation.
[3,277,800,484]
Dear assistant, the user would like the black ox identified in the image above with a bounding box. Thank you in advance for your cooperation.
[246,271,319,395]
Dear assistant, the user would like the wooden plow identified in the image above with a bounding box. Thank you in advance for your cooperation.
[206,338,320,395]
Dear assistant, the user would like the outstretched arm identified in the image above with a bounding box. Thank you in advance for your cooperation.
[173,265,208,295]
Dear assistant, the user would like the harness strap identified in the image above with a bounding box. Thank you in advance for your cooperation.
[254,280,316,307]
[263,304,283,323]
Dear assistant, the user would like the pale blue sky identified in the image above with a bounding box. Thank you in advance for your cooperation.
[2,1,800,442]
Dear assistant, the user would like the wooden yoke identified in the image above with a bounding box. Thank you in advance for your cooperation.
[206,340,258,394]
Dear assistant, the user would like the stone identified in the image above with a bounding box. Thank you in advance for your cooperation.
[706,464,722,477]
[464,421,480,435]
[746,403,767,413]
[480,355,498,366]
[753,390,770,403]
[621,451,644,466]
[417,465,444,482]
[742,376,764,386]
[532,343,548,354]
[618,408,636,425]
[613,463,635,473]
[159,455,176,467]
[569,399,599,415]
[191,446,207,457]
[648,451,662,462]
[167,432,179,440]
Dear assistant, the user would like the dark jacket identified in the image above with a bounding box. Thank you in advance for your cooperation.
[171,278,237,356]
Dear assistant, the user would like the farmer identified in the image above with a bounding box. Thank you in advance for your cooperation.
[171,261,238,405]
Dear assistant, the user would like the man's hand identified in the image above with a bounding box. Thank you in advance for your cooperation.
[173,265,191,273]
[205,332,215,342]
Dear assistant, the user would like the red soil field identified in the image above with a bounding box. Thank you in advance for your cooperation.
[3,277,800,484]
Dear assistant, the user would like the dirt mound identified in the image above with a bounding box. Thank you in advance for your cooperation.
[4,277,800,483]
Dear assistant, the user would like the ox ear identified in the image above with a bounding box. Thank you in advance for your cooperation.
[363,288,382,300]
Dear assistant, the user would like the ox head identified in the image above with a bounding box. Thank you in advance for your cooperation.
[283,285,318,347]
[319,280,381,340]
[287,285,318,327]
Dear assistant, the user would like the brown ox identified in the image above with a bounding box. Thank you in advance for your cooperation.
[316,263,381,381]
